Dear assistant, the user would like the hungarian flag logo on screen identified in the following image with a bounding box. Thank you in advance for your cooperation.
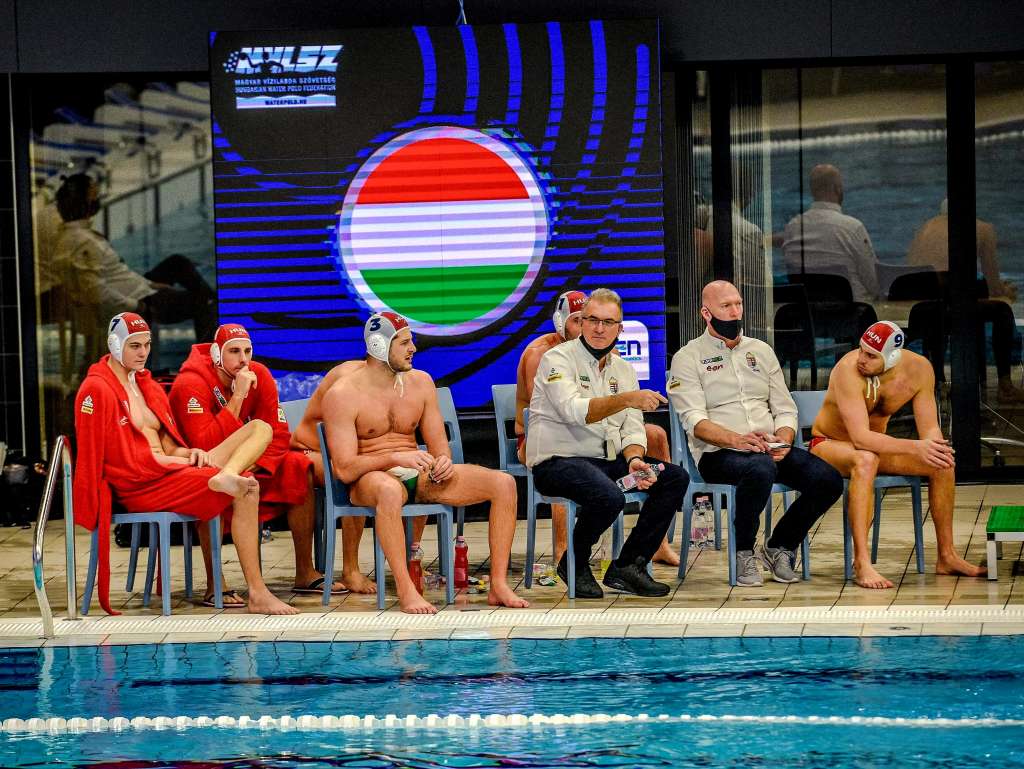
[338,126,549,335]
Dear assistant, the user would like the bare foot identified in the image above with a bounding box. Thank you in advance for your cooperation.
[853,561,894,589]
[936,554,987,578]
[398,590,437,614]
[487,581,530,608]
[652,540,680,567]
[247,588,300,615]
[208,471,254,499]
[341,570,378,594]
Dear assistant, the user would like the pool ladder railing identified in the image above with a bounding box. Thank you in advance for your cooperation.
[32,435,79,638]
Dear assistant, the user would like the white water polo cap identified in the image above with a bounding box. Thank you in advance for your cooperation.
[552,290,587,338]
[364,311,410,363]
[860,321,905,371]
[107,312,151,365]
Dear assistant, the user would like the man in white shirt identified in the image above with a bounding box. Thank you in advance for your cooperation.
[669,281,843,586]
[527,288,688,598]
[782,164,879,302]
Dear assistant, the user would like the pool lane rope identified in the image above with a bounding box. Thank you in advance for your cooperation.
[3,712,1023,734]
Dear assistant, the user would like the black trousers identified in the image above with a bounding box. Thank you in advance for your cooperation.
[532,454,688,566]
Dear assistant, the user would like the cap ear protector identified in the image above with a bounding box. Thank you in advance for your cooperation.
[860,320,905,371]
[552,290,587,338]
[107,312,150,365]
[211,324,252,369]
[364,312,409,364]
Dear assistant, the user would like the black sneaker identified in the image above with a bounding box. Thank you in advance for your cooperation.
[556,553,604,599]
[603,556,671,597]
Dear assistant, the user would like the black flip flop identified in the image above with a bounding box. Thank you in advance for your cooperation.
[201,589,246,608]
[293,577,349,595]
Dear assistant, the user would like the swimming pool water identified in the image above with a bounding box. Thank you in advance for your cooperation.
[1,635,1021,768]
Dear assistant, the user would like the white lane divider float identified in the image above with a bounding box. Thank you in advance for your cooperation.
[3,712,1023,734]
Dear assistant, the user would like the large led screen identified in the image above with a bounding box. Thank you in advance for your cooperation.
[209,20,665,407]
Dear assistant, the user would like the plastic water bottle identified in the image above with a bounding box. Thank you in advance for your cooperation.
[596,530,612,578]
[408,542,424,594]
[616,462,665,492]
[454,536,469,590]
[690,494,713,548]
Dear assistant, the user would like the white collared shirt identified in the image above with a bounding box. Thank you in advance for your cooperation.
[782,201,879,302]
[668,330,797,463]
[526,338,647,467]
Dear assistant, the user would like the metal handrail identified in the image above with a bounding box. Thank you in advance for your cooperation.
[32,435,78,638]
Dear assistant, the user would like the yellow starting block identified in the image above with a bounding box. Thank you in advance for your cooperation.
[987,506,1024,580]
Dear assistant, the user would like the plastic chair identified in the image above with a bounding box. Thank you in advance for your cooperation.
[491,384,535,582]
[280,397,325,572]
[82,512,223,615]
[790,390,925,580]
[667,396,806,585]
[317,422,455,609]
[434,388,467,538]
[522,408,633,597]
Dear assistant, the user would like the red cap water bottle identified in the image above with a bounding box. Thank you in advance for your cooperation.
[454,536,469,590]
[408,542,424,594]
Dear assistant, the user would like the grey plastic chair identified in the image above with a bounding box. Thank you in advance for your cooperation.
[790,390,925,580]
[280,397,325,572]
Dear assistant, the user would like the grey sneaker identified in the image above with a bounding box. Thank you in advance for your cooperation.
[735,550,763,587]
[758,543,800,583]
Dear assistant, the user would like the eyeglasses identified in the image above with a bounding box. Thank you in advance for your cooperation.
[582,315,622,329]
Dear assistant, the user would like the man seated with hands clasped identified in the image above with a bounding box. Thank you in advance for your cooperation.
[526,288,688,598]
[668,281,843,586]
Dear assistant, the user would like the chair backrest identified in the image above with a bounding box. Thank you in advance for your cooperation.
[491,383,523,473]
[790,390,826,448]
[316,422,353,507]
[664,369,703,482]
[280,398,310,432]
[798,272,854,303]
[434,386,464,465]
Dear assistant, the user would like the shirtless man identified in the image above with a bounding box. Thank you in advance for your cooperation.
[289,359,376,594]
[322,311,529,614]
[74,313,298,615]
[515,290,679,566]
[810,320,986,588]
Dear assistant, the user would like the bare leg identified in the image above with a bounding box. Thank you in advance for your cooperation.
[309,450,374,593]
[229,486,299,615]
[813,441,892,589]
[876,454,986,578]
[207,420,272,496]
[288,469,346,592]
[419,464,528,608]
[196,521,244,606]
[351,472,436,614]
[645,424,680,566]
[552,503,568,563]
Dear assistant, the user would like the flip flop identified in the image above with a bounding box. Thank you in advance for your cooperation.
[293,577,349,595]
[201,589,246,608]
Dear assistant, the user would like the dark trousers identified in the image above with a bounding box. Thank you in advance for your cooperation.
[532,454,688,566]
[912,298,1016,379]
[139,254,217,341]
[698,448,842,551]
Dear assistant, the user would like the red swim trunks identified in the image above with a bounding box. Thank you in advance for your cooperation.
[808,436,828,451]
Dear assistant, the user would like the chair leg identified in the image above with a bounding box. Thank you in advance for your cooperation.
[441,512,454,605]
[142,522,158,608]
[322,511,339,607]
[126,523,142,592]
[404,518,414,559]
[565,503,576,599]
[210,517,223,609]
[727,497,737,587]
[842,487,853,582]
[801,537,810,580]
[666,511,676,543]
[313,495,325,574]
[158,520,172,616]
[987,538,998,581]
[764,501,773,541]
[373,523,386,611]
[183,522,193,600]
[713,493,723,550]
[911,482,925,574]
[612,513,624,560]
[871,489,884,563]
[677,501,692,581]
[525,491,537,588]
[82,528,99,615]
[457,506,465,538]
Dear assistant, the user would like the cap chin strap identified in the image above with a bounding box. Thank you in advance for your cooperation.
[866,375,880,403]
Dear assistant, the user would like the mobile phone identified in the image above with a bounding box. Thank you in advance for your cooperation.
[766,442,791,449]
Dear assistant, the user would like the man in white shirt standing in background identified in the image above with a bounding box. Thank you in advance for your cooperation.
[527,288,688,599]
[669,281,843,586]
[782,164,879,303]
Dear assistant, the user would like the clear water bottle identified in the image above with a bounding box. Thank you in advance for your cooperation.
[616,462,665,491]
[596,530,612,578]
[408,542,424,594]
[454,536,469,590]
[690,494,713,548]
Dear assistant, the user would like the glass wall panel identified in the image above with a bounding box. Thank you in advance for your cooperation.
[29,74,215,448]
[678,69,713,344]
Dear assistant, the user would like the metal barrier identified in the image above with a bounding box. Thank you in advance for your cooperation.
[32,435,78,638]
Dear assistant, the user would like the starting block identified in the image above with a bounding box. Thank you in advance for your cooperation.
[986,505,1024,580]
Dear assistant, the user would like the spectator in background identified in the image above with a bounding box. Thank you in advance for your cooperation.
[52,173,217,346]
[782,164,880,303]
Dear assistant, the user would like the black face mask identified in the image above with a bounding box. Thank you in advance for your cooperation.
[708,314,741,341]
[580,335,618,361]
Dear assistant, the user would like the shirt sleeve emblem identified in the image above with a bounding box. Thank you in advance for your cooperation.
[186,397,204,414]
[278,406,288,424]
[546,368,563,383]
[80,395,94,415]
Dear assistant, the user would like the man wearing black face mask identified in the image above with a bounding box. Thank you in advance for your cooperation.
[527,288,688,598]
[53,173,217,346]
[668,281,843,586]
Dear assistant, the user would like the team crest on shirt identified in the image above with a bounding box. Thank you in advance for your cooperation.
[667,377,681,390]
[278,407,288,424]
[80,396,94,415]
[609,377,619,394]
[746,352,759,371]
[213,386,228,407]
[546,368,563,383]
[186,397,203,414]
[701,356,723,365]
